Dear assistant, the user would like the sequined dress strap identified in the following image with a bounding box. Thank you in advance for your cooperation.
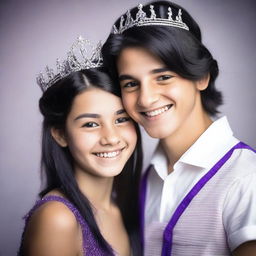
[24,195,108,255]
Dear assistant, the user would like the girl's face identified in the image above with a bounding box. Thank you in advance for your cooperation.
[117,47,208,140]
[53,87,137,178]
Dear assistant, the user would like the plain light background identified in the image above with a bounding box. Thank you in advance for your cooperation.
[0,0,255,255]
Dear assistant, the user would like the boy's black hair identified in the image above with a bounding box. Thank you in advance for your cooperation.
[102,1,222,116]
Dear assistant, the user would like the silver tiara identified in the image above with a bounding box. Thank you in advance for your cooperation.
[36,36,103,92]
[112,4,189,34]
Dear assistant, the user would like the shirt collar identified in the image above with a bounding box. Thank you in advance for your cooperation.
[151,144,169,180]
[178,116,238,169]
[151,116,239,177]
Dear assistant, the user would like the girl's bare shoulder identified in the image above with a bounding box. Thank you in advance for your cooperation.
[23,195,81,255]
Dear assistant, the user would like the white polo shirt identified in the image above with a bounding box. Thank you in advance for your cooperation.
[145,116,256,252]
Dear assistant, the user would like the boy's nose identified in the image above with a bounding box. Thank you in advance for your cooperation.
[137,82,159,108]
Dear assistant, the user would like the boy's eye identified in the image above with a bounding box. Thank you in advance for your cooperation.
[115,117,131,124]
[82,122,98,128]
[157,75,173,81]
[122,81,138,88]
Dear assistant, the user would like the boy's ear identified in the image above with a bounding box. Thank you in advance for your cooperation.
[51,127,68,147]
[196,73,210,91]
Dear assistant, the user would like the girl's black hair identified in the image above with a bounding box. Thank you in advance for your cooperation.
[18,67,142,255]
[102,1,223,116]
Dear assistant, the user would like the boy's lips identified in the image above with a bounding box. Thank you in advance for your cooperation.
[141,104,173,117]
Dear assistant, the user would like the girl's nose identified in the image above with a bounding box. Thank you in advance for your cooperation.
[100,126,121,146]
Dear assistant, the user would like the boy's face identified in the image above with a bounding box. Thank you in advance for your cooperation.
[117,47,208,139]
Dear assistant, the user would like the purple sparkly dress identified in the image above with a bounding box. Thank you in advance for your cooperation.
[21,195,113,255]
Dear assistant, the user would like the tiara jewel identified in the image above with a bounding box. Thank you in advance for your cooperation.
[36,36,103,92]
[112,4,189,34]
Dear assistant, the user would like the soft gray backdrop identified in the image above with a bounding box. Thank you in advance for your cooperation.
[0,0,255,255]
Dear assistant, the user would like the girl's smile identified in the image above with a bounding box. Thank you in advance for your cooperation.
[52,87,137,178]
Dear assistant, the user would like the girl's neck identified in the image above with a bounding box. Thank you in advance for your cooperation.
[161,110,212,172]
[75,170,114,212]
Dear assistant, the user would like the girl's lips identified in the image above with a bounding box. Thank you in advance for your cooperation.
[93,147,125,158]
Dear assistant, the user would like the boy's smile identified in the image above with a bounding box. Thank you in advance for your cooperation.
[141,104,173,118]
[117,47,210,140]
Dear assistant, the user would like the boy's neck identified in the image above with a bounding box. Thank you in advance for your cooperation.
[160,111,213,173]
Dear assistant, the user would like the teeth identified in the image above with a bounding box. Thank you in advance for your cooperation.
[145,106,169,117]
[96,151,120,158]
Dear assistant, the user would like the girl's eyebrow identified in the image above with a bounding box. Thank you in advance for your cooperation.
[116,109,126,115]
[74,109,126,121]
[74,113,100,120]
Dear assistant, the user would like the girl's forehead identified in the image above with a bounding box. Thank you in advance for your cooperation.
[69,88,124,117]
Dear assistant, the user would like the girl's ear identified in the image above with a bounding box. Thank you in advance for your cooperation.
[196,73,210,91]
[51,127,68,147]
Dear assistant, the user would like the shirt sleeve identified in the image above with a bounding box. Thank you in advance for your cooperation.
[223,172,256,251]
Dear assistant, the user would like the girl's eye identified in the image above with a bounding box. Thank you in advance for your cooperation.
[82,122,98,128]
[115,117,131,124]
[157,75,173,81]
[123,81,138,88]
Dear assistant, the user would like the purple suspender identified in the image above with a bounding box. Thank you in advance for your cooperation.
[139,142,255,256]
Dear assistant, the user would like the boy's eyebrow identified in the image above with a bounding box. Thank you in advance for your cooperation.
[119,74,134,81]
[119,67,171,81]
[150,67,171,74]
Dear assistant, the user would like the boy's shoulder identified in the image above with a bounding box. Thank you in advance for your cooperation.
[226,143,256,178]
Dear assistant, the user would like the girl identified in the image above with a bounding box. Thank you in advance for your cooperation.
[102,1,256,256]
[18,38,142,256]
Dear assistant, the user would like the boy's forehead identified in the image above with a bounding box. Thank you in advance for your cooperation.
[117,47,166,74]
